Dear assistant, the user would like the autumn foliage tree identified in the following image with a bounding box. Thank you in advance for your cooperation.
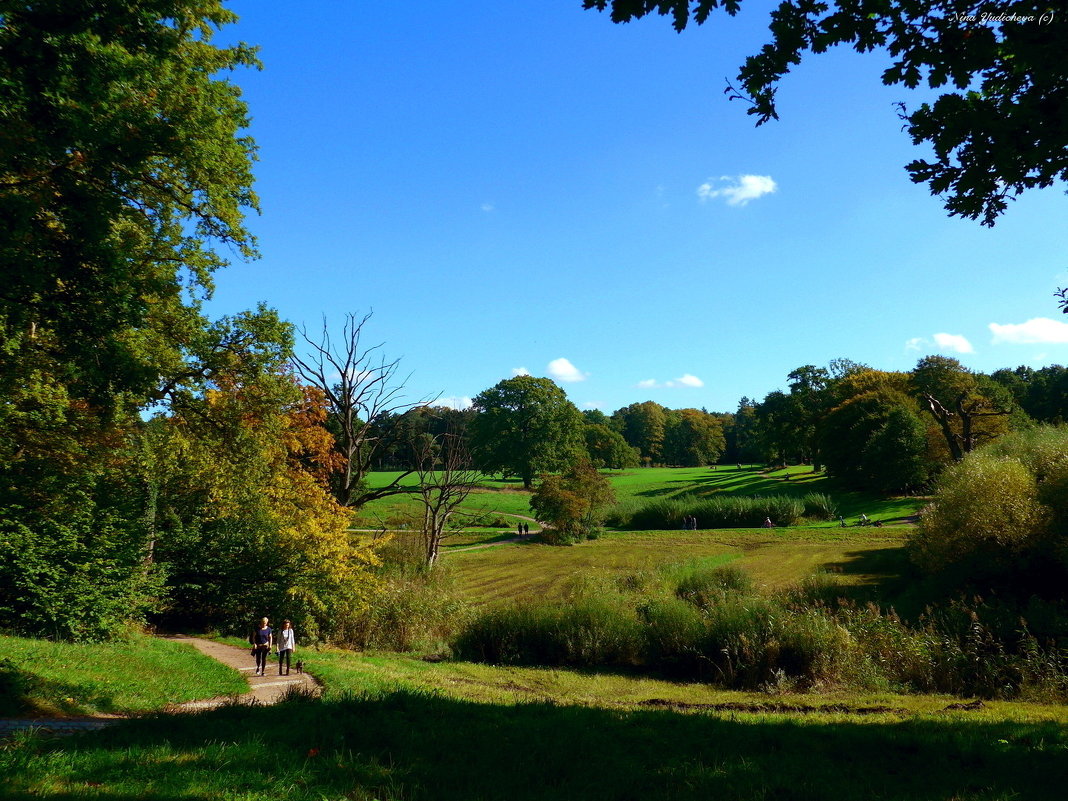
[530,460,616,543]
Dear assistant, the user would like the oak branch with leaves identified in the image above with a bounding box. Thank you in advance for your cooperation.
[584,0,1068,226]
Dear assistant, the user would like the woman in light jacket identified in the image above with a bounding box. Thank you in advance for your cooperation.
[277,619,296,676]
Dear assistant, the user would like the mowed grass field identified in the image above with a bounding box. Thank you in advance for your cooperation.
[440,527,910,603]
[357,465,923,532]
[361,465,922,602]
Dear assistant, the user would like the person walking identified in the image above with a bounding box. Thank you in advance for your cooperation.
[277,619,296,676]
[251,617,273,676]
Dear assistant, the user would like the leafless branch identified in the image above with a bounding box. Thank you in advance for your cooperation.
[290,311,438,507]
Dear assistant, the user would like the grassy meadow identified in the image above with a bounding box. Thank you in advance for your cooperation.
[0,632,246,717]
[8,466,1068,800]
[5,649,1068,800]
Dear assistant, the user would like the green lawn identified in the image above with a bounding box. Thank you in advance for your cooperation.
[0,631,247,717]
[6,648,1068,800]
[440,526,910,604]
[356,465,924,531]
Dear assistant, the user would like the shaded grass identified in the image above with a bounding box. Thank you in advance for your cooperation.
[5,660,1068,800]
[0,632,247,717]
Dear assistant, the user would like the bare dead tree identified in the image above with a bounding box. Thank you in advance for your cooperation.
[412,430,480,568]
[922,391,1011,462]
[291,312,435,507]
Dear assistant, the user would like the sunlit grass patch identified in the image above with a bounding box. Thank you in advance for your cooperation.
[0,631,247,716]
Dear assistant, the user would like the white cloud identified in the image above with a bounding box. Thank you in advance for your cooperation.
[511,366,530,377]
[989,317,1068,345]
[668,373,704,388]
[904,337,927,352]
[697,174,777,206]
[439,396,473,410]
[547,357,588,383]
[583,402,603,410]
[481,202,495,212]
[635,374,704,389]
[933,333,974,354]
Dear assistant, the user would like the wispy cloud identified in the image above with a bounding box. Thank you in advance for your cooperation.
[989,317,1068,345]
[635,374,704,389]
[547,357,588,383]
[933,333,974,354]
[906,334,974,355]
[697,174,777,206]
[511,366,530,377]
[481,202,495,212]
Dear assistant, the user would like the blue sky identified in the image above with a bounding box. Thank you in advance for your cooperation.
[208,1,1068,414]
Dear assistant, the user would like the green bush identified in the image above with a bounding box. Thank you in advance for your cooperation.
[640,598,709,677]
[336,568,470,653]
[675,564,754,610]
[453,600,641,667]
[619,495,806,530]
[910,452,1049,575]
[801,493,837,521]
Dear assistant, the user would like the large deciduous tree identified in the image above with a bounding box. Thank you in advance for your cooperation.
[662,408,726,466]
[470,376,586,488]
[912,355,1014,461]
[612,401,667,464]
[584,0,1068,226]
[0,0,260,401]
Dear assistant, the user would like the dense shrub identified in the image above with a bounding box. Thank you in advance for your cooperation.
[454,561,1068,699]
[675,564,754,609]
[335,565,470,653]
[453,599,641,667]
[910,452,1049,575]
[800,493,837,521]
[0,504,163,642]
[616,495,807,529]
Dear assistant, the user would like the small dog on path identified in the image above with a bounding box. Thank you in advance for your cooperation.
[295,660,304,674]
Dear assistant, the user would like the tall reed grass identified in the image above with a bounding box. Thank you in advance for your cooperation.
[607,493,836,529]
[454,562,1068,699]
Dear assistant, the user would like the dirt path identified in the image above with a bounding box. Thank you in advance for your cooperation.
[0,636,320,737]
[447,513,542,553]
[164,635,320,709]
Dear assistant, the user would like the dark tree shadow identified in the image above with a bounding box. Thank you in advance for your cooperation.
[6,691,1068,800]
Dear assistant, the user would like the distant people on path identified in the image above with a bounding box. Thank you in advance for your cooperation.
[251,617,273,676]
[277,619,296,676]
[683,515,698,531]
[859,513,870,526]
[762,516,774,528]
[518,521,523,536]
[838,515,846,528]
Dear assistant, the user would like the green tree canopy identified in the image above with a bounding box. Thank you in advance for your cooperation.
[612,401,667,464]
[0,0,260,402]
[470,376,586,488]
[584,0,1068,225]
[663,408,726,466]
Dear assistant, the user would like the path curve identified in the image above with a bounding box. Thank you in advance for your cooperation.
[447,512,543,553]
[0,636,320,738]
[164,635,320,709]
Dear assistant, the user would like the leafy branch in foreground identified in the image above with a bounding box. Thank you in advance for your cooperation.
[584,0,1068,226]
